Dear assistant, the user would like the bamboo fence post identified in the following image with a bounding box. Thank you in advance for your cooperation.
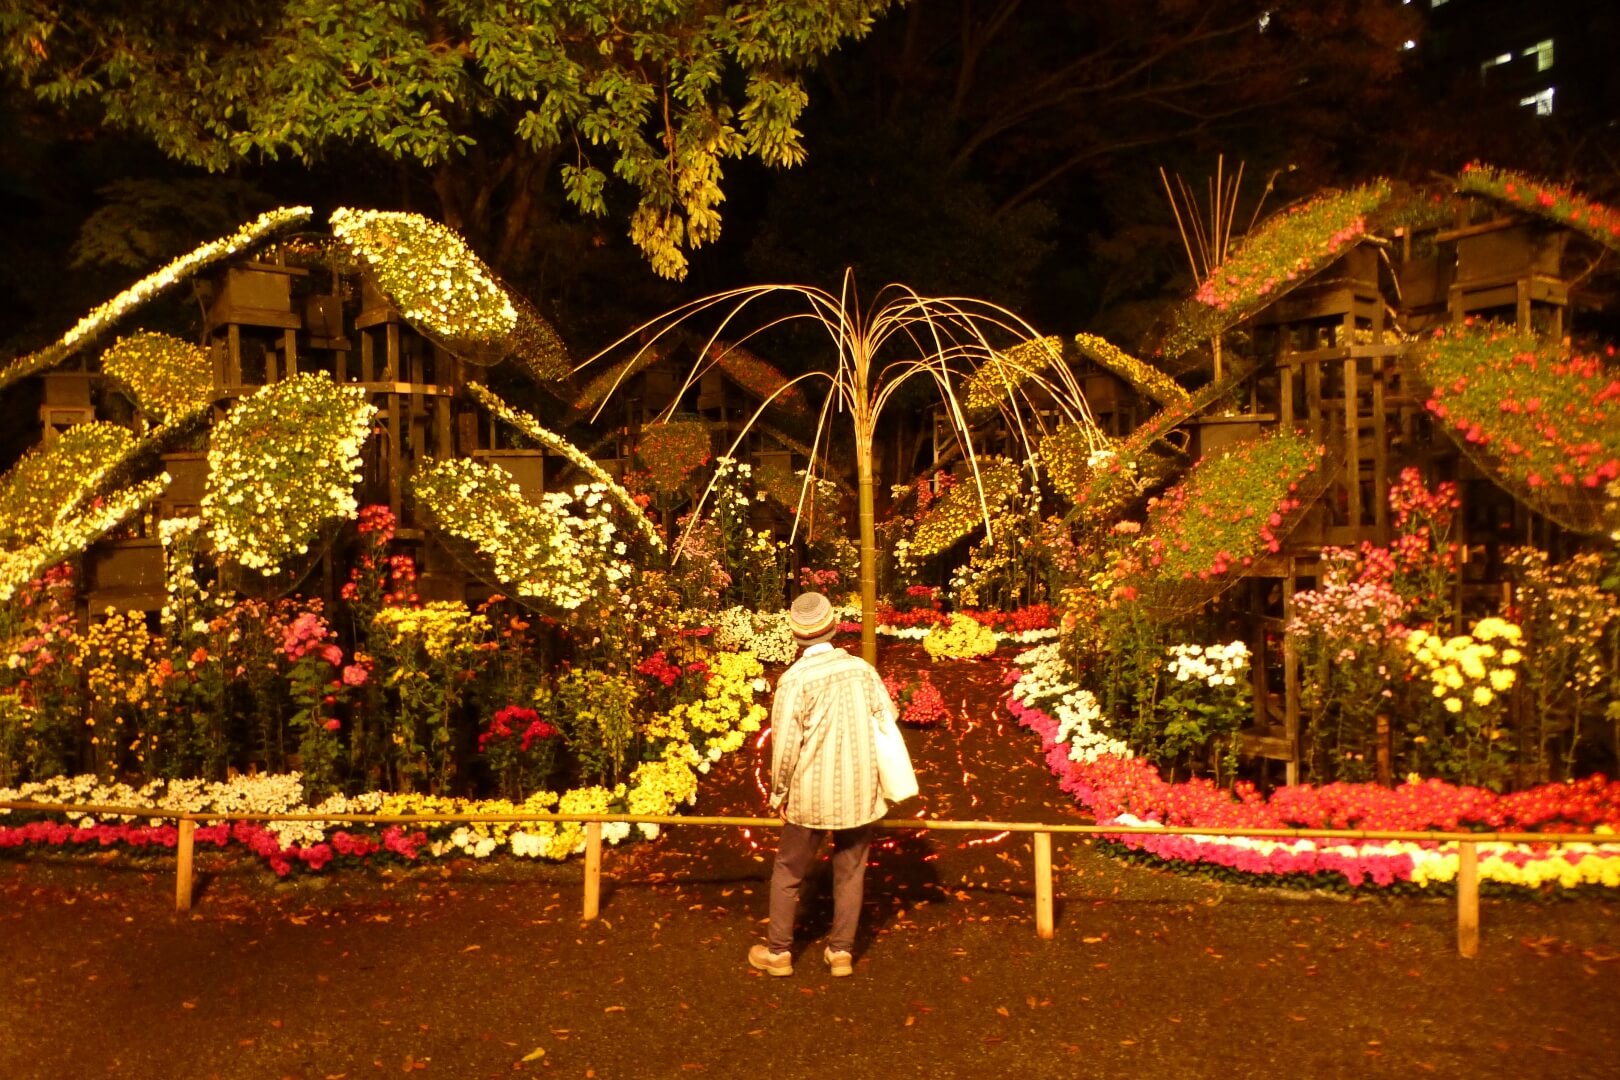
[175,818,196,913]
[582,821,603,921]
[1457,841,1479,959]
[1033,831,1054,940]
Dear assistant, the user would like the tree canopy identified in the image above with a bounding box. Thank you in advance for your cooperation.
[0,0,893,280]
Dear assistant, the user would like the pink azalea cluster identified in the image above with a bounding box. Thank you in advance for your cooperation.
[1007,684,1620,888]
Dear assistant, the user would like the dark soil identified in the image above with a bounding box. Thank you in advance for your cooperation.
[2,642,1617,1079]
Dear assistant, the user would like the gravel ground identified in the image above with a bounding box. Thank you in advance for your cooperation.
[2,644,1616,1079]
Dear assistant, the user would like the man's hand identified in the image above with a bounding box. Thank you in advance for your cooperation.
[776,804,789,822]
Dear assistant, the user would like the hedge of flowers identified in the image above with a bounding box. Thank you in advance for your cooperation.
[963,336,1066,416]
[99,331,213,423]
[0,423,134,547]
[0,650,769,874]
[330,208,518,356]
[1135,431,1324,597]
[0,206,311,395]
[1410,323,1620,534]
[1007,651,1620,891]
[203,373,377,574]
[1457,162,1620,251]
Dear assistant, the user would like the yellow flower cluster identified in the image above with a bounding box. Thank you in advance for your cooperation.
[655,651,768,759]
[923,613,998,660]
[373,602,490,661]
[0,423,135,546]
[1406,617,1524,714]
[910,459,1021,558]
[85,609,156,710]
[329,208,517,347]
[100,332,213,423]
[1072,333,1189,407]
[963,336,1065,415]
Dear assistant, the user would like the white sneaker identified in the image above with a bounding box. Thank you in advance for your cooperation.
[824,947,853,977]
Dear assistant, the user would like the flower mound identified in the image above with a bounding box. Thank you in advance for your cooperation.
[1411,323,1620,534]
[331,208,517,354]
[99,331,213,423]
[1136,431,1324,606]
[910,459,1022,558]
[203,374,377,574]
[0,423,134,547]
[963,336,1066,416]
[922,613,998,661]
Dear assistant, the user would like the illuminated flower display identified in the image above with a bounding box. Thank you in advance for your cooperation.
[1410,323,1620,534]
[1162,181,1389,359]
[0,423,134,547]
[1135,431,1324,602]
[921,613,998,660]
[203,374,377,574]
[330,208,518,358]
[413,460,634,615]
[98,331,213,423]
[1458,162,1620,251]
[1073,333,1187,407]
[963,335,1066,415]
[468,382,663,552]
[909,459,1022,558]
[0,474,169,601]
[0,207,311,395]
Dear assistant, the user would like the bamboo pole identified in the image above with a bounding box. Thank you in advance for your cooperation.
[1457,841,1479,959]
[1033,831,1054,941]
[175,818,196,913]
[583,821,603,921]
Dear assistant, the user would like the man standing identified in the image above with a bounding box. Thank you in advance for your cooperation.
[748,591,902,979]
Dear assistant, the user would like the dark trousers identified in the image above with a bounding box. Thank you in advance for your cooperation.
[767,821,873,954]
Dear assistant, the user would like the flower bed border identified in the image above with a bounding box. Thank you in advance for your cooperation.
[1008,667,1620,892]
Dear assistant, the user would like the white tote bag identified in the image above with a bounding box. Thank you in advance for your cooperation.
[874,711,918,803]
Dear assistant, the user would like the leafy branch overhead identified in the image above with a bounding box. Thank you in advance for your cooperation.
[1,0,893,280]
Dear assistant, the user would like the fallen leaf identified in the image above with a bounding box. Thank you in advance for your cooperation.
[904,1017,915,1027]
[520,1048,546,1063]
[995,1006,1009,1017]
[463,945,481,953]
[604,1005,626,1014]
[1082,936,1104,944]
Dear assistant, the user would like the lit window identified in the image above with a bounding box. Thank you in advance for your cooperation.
[1431,0,1448,7]
[1520,87,1555,115]
[1481,52,1514,75]
[1522,39,1554,72]
[1403,39,1417,50]
[1258,10,1271,31]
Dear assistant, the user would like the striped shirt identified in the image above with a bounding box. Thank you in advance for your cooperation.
[768,644,898,830]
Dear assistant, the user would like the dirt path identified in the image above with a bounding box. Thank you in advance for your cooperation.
[3,643,1618,1079]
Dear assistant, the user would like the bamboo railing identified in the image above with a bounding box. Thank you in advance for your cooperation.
[3,799,1613,958]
